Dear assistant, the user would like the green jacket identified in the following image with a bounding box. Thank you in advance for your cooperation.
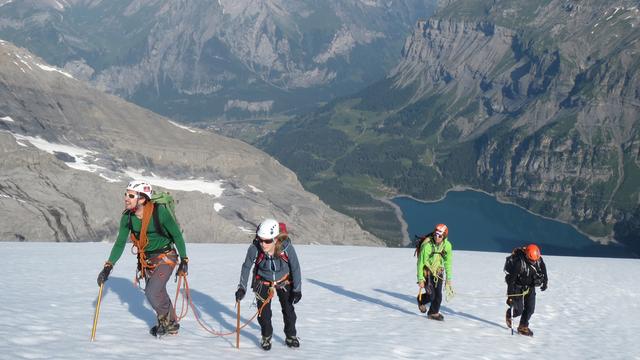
[107,205,187,264]
[416,237,453,282]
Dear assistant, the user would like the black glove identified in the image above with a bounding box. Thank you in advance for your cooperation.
[506,297,513,306]
[291,291,302,304]
[235,288,246,302]
[97,262,113,286]
[540,282,548,291]
[177,257,188,276]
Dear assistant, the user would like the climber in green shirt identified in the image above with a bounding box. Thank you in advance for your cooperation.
[96,180,188,337]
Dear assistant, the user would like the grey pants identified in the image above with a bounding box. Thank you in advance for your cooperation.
[144,252,178,320]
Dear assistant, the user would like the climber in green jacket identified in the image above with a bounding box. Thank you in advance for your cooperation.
[416,223,453,321]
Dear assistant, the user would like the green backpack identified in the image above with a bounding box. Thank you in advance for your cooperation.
[126,191,181,239]
[151,191,181,238]
[151,191,177,220]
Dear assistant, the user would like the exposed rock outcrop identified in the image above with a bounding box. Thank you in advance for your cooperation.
[0,41,383,246]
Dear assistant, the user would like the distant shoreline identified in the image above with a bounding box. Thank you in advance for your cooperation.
[387,186,614,246]
[377,197,410,247]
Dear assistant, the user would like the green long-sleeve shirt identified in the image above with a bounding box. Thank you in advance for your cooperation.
[416,237,453,282]
[107,205,187,264]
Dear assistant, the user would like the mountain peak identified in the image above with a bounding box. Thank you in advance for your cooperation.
[0,40,383,246]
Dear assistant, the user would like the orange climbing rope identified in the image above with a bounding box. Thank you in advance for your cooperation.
[172,274,274,336]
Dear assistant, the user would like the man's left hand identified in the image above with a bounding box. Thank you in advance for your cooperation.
[291,291,302,304]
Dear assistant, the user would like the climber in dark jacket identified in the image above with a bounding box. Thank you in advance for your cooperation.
[504,244,548,337]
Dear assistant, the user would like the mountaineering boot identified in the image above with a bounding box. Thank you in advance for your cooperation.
[505,309,512,328]
[151,313,180,337]
[150,324,162,337]
[427,313,444,321]
[261,336,272,351]
[517,326,533,337]
[150,325,158,337]
[150,316,164,337]
[164,320,180,335]
[286,336,300,348]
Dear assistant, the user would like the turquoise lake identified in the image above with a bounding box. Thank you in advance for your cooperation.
[393,190,631,258]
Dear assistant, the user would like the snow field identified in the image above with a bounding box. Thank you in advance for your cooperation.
[0,243,638,359]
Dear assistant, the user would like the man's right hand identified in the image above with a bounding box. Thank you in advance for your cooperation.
[235,287,246,301]
[506,297,513,306]
[97,262,113,286]
[418,281,425,289]
[177,257,189,276]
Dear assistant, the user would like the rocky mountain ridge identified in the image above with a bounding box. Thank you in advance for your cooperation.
[0,40,383,246]
[261,0,640,253]
[391,0,640,245]
[0,0,436,134]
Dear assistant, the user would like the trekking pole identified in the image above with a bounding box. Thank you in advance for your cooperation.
[236,300,241,349]
[91,283,105,342]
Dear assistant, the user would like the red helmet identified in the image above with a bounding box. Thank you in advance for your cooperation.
[434,223,448,238]
[525,244,541,262]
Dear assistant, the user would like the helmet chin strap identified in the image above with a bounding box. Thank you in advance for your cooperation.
[125,193,144,212]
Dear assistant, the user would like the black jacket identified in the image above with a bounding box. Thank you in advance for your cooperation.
[504,248,548,292]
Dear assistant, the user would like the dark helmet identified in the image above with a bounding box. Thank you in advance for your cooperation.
[525,244,541,262]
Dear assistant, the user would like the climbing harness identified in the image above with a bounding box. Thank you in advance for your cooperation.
[126,203,180,288]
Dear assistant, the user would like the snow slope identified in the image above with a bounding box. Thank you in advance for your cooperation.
[0,243,638,359]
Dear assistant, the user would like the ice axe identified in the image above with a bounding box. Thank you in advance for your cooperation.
[508,303,514,336]
[91,283,105,341]
[236,300,241,348]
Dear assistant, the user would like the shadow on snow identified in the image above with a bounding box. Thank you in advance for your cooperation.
[373,288,506,329]
[99,277,156,327]
[95,277,267,347]
[307,278,418,316]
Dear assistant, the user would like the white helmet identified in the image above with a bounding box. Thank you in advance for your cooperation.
[127,180,153,199]
[257,218,280,239]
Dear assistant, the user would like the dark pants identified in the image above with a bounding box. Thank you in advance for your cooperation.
[144,252,178,320]
[417,273,444,315]
[511,287,536,327]
[256,284,297,338]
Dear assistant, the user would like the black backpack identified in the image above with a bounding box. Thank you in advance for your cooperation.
[413,232,433,256]
[504,247,544,287]
[414,232,447,259]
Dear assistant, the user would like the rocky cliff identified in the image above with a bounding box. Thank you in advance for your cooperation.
[0,40,383,246]
[261,0,640,253]
[0,0,436,134]
[390,0,640,247]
